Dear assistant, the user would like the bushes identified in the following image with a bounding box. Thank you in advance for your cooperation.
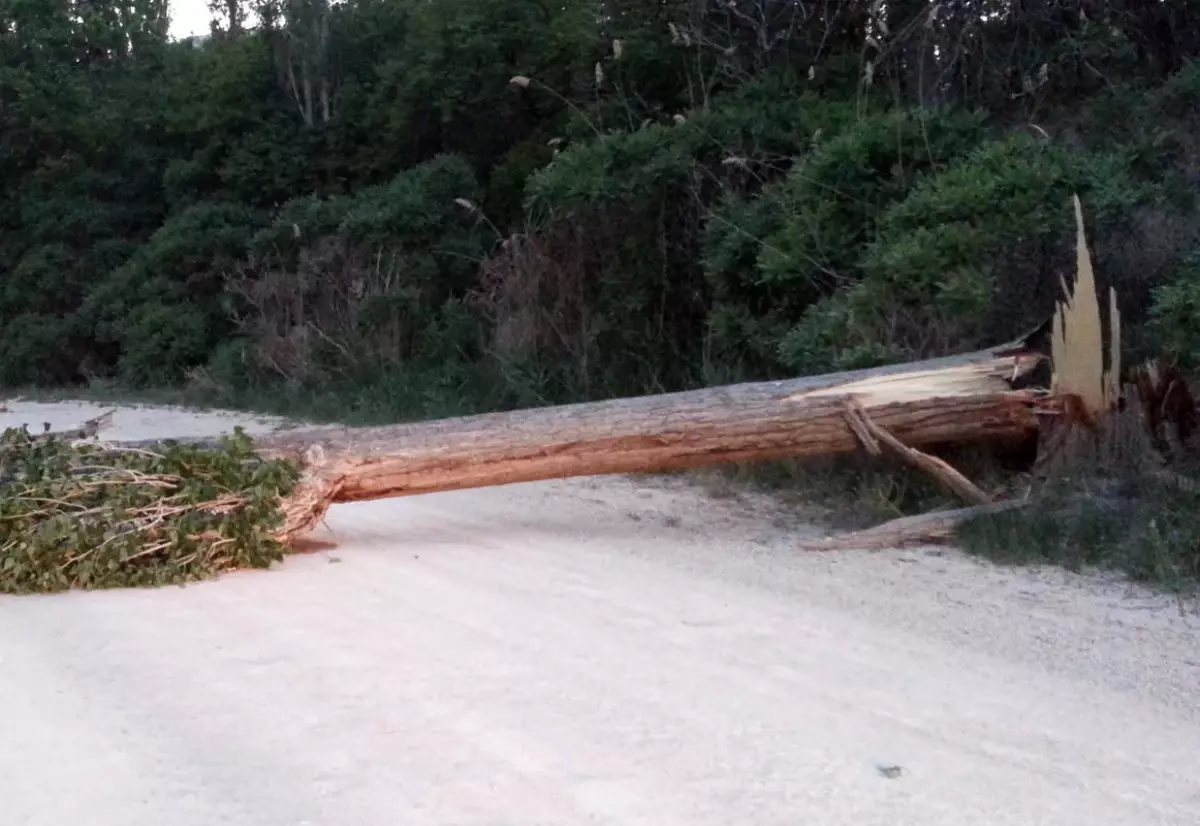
[0,313,83,387]
[504,78,878,394]
[339,153,486,295]
[504,81,817,397]
[481,83,1192,398]
[1149,251,1200,369]
[702,106,989,375]
[81,202,265,386]
[836,137,1149,363]
[56,155,490,391]
[219,155,488,389]
[705,130,1153,375]
[525,75,851,221]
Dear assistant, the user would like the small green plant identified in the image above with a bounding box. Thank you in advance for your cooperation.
[0,427,301,594]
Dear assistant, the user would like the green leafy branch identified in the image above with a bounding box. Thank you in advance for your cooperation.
[0,428,301,594]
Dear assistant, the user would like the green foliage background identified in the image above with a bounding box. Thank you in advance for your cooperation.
[1,0,1199,412]
[2,0,1200,586]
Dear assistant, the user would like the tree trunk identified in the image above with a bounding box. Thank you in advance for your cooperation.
[225,340,1048,539]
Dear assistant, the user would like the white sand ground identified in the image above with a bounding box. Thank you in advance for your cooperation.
[1,400,1199,826]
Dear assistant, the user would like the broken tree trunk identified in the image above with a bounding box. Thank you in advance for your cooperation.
[207,341,1046,541]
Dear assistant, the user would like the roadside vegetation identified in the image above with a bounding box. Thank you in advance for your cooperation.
[1,0,1198,588]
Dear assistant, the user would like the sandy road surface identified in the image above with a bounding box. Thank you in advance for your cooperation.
[1,401,1199,826]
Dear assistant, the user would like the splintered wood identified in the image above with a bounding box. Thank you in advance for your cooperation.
[1036,194,1128,475]
[1050,194,1121,422]
[813,194,1132,551]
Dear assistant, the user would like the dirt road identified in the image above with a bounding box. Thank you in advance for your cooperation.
[1,402,1198,825]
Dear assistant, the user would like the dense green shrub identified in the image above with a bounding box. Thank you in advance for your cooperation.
[703,107,988,374]
[0,313,83,387]
[340,154,486,294]
[81,202,265,386]
[526,75,849,222]
[780,136,1152,371]
[1149,251,1200,368]
[508,78,876,393]
[216,155,488,387]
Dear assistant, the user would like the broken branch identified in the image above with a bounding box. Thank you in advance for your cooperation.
[799,500,1030,551]
[841,400,991,506]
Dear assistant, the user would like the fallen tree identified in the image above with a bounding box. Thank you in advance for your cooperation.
[5,194,1164,591]
[1,338,1046,592]
[799,196,1196,553]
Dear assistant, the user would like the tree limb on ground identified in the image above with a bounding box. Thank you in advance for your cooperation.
[798,500,1030,551]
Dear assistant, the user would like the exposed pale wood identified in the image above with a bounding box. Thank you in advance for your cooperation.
[841,400,991,506]
[1051,194,1119,421]
[1045,196,1121,431]
[798,500,1029,551]
[1038,195,1126,474]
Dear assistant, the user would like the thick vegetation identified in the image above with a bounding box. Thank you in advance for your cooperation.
[2,0,1200,583]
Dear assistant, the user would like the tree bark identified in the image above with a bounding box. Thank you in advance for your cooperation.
[225,341,1047,541]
